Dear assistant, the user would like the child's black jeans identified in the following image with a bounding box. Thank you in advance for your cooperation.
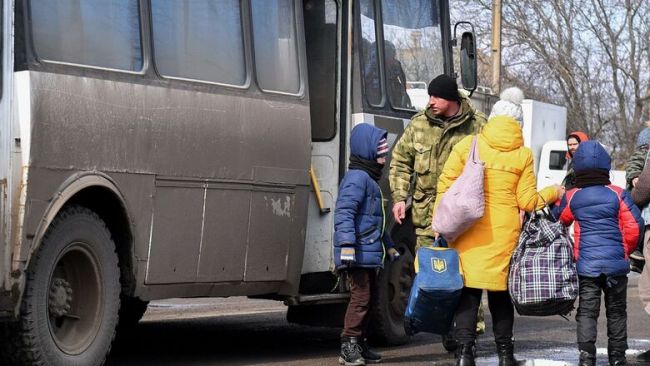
[576,274,628,354]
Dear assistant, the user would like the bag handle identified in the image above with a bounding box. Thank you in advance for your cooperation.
[536,193,558,221]
[433,237,448,248]
[468,135,480,163]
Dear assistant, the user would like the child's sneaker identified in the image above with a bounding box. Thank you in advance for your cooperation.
[578,350,596,366]
[608,350,627,365]
[630,250,645,261]
[631,257,645,273]
[359,338,382,364]
[340,337,365,366]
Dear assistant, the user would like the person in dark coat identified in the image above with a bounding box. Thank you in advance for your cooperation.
[334,123,399,366]
[558,141,644,366]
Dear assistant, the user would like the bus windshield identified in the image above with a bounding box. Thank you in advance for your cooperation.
[361,0,444,110]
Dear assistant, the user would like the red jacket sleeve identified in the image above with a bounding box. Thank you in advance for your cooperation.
[616,187,644,257]
[558,189,577,226]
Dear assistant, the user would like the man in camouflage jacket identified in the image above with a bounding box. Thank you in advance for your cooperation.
[389,74,487,249]
[626,126,650,190]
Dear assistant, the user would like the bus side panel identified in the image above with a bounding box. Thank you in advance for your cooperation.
[23,71,311,297]
[197,186,250,282]
[146,183,205,284]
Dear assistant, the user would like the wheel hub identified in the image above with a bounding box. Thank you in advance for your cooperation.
[49,277,73,318]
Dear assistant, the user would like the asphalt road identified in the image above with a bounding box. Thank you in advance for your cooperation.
[106,275,650,366]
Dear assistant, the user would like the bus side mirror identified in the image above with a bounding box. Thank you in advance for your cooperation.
[454,22,478,96]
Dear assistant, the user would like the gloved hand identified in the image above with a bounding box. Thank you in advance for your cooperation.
[388,248,400,262]
[340,246,356,266]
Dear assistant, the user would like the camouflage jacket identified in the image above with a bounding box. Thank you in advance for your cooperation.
[389,97,487,229]
[626,144,649,190]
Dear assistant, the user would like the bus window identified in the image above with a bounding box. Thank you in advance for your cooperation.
[381,0,443,110]
[151,0,246,86]
[304,0,338,141]
[250,0,301,94]
[30,0,142,71]
[359,0,382,106]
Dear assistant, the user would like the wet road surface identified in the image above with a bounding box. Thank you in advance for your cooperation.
[107,275,650,365]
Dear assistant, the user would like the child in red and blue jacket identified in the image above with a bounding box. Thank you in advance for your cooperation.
[558,140,644,366]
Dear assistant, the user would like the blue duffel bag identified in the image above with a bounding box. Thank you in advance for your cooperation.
[404,238,463,335]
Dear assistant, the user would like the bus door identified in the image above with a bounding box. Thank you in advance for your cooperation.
[302,0,342,275]
[0,0,10,289]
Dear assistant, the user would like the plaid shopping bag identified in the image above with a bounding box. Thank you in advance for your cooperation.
[508,211,578,316]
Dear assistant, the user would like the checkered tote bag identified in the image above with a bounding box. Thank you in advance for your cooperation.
[508,212,578,316]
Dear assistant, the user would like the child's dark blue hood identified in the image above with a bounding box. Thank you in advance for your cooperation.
[350,123,388,161]
[573,140,611,172]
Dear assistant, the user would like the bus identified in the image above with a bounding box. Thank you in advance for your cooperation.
[0,0,477,364]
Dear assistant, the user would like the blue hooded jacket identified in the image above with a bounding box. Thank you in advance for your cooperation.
[334,123,394,269]
[558,141,644,277]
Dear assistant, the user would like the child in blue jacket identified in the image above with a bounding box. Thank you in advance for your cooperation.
[334,123,399,366]
[558,141,644,366]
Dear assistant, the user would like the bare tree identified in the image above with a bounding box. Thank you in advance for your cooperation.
[453,0,650,165]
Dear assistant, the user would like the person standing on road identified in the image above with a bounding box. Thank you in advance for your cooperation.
[434,87,562,366]
[625,124,650,191]
[630,146,650,361]
[625,124,650,269]
[558,140,644,366]
[389,74,487,349]
[389,74,486,250]
[563,131,589,190]
[334,123,400,366]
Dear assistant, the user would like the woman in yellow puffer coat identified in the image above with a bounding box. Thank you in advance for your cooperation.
[433,87,563,366]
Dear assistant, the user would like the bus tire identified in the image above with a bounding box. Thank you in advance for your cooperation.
[2,206,120,366]
[368,242,414,346]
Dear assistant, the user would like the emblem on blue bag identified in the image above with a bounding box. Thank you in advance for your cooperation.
[431,257,447,273]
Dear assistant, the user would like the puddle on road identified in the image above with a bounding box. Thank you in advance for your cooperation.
[472,339,650,366]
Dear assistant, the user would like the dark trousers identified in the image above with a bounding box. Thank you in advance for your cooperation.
[455,287,514,344]
[576,275,628,354]
[341,268,376,338]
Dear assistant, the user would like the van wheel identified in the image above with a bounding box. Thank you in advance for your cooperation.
[1,206,120,366]
[369,242,414,345]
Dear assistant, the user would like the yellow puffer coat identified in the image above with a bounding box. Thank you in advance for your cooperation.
[433,116,559,291]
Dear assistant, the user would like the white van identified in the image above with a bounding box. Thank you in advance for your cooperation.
[538,140,627,189]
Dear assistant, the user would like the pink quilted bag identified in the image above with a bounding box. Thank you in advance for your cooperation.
[431,136,484,242]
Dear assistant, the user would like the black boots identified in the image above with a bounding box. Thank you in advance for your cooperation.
[359,338,382,364]
[578,350,596,366]
[340,337,365,366]
[608,350,627,366]
[496,341,517,366]
[455,343,476,366]
[442,333,459,353]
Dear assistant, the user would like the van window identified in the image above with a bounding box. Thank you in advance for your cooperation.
[549,150,567,170]
[30,0,142,71]
[250,0,301,94]
[151,0,246,85]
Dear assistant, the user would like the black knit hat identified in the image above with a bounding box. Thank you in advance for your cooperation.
[427,74,460,102]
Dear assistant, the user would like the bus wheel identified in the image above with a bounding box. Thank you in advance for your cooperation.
[3,206,120,366]
[369,243,414,346]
